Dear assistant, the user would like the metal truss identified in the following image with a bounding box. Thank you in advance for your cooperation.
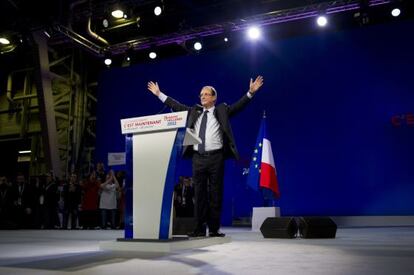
[53,0,392,56]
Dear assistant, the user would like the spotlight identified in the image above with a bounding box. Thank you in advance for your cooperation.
[316,16,328,27]
[104,58,112,66]
[224,37,229,42]
[122,56,131,67]
[193,41,202,51]
[391,8,401,17]
[125,47,134,62]
[111,9,124,19]
[122,48,134,67]
[154,6,162,16]
[149,52,157,59]
[102,18,109,28]
[0,38,10,45]
[123,14,128,19]
[247,26,261,40]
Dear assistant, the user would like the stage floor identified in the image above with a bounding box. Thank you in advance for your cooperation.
[0,227,414,274]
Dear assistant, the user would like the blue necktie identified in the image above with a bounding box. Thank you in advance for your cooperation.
[198,110,208,153]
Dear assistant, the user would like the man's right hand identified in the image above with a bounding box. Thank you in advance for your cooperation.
[147,81,161,96]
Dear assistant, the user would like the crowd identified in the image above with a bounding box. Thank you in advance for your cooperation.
[0,162,195,230]
[0,163,125,230]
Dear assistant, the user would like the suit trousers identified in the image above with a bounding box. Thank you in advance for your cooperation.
[192,150,225,233]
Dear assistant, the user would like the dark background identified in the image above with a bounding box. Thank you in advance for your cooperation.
[95,19,414,225]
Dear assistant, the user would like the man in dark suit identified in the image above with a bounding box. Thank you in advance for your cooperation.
[147,76,264,237]
[12,174,35,228]
[174,176,195,217]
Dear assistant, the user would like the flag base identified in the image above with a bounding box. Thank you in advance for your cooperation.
[252,207,281,232]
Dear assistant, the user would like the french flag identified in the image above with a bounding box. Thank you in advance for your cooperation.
[260,136,279,196]
[246,113,280,197]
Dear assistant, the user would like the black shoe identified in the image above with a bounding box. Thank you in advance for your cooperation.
[209,231,225,237]
[188,230,207,237]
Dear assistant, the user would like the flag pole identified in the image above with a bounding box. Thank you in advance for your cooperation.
[246,110,280,206]
[262,110,270,207]
[260,110,278,207]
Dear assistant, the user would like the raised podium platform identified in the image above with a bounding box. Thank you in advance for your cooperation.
[100,236,232,253]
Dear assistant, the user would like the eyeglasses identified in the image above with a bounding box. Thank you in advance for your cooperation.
[199,93,213,98]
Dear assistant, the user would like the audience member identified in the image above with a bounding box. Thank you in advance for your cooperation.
[56,178,66,229]
[115,170,126,229]
[174,176,195,217]
[0,176,16,229]
[63,173,82,229]
[96,162,106,182]
[99,170,120,229]
[12,173,35,228]
[80,171,101,229]
[43,172,58,229]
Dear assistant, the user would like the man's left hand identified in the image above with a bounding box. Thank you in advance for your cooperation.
[249,75,264,94]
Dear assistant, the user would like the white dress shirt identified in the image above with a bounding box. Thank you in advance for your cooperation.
[193,106,223,152]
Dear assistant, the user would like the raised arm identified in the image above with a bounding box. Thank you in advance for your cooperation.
[111,171,121,190]
[147,81,161,97]
[228,75,264,116]
[100,177,110,189]
[147,81,191,112]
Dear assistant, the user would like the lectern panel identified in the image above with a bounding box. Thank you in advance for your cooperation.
[133,130,177,239]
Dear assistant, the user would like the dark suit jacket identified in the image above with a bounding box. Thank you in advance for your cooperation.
[12,183,35,210]
[164,94,252,159]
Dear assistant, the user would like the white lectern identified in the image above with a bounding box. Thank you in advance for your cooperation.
[120,111,198,240]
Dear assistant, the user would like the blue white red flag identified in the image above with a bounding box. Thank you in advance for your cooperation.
[246,113,280,197]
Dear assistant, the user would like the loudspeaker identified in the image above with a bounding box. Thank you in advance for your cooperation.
[298,217,337,238]
[260,217,298,238]
[173,217,197,235]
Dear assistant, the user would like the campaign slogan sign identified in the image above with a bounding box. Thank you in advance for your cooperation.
[108,152,126,166]
[120,111,188,134]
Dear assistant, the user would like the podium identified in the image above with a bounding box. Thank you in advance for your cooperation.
[99,111,231,251]
[120,111,199,240]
